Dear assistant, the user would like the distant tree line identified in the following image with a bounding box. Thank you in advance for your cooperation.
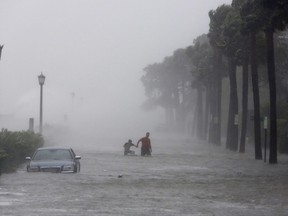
[141,0,288,164]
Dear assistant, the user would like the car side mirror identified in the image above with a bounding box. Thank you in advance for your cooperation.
[75,156,81,160]
[25,157,31,160]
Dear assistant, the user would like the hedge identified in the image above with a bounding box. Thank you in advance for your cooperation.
[0,129,44,174]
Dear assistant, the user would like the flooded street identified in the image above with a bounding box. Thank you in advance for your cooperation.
[1,137,288,216]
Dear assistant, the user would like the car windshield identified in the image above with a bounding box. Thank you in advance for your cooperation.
[33,149,73,161]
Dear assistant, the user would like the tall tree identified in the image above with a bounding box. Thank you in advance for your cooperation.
[239,52,249,153]
[220,5,244,151]
[258,0,288,163]
[232,0,250,153]
[208,5,231,145]
[169,49,193,131]
[241,0,263,159]
[141,51,193,131]
[186,35,212,140]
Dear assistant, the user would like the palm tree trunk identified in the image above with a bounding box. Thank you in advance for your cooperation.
[197,86,205,140]
[210,48,222,145]
[250,33,262,160]
[265,28,277,164]
[239,55,249,153]
[204,86,210,140]
[215,53,222,145]
[226,59,239,151]
[208,76,217,144]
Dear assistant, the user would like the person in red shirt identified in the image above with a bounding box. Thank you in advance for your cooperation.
[137,132,152,156]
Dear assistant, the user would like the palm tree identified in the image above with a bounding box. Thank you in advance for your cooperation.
[208,5,231,145]
[239,52,249,153]
[141,51,193,132]
[231,0,249,153]
[186,35,212,140]
[141,62,176,126]
[240,0,263,159]
[257,0,288,163]
[218,5,245,151]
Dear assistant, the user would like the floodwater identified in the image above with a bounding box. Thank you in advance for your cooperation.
[0,136,288,216]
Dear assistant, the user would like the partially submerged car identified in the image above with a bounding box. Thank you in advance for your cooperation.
[26,147,81,173]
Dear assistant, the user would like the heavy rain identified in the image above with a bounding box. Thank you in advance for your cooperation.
[1,0,288,215]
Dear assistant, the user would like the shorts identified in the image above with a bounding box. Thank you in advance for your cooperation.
[141,148,151,156]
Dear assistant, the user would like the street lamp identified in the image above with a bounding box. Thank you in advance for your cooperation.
[38,73,45,134]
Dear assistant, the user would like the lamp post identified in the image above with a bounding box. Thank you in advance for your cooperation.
[38,73,45,134]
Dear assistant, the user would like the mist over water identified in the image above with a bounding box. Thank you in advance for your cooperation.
[0,0,232,147]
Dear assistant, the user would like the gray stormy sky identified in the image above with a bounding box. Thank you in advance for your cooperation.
[0,0,231,138]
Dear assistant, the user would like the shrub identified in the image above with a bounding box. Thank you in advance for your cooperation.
[0,129,44,174]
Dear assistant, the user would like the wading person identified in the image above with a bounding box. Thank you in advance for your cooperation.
[137,132,152,156]
[123,139,137,155]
